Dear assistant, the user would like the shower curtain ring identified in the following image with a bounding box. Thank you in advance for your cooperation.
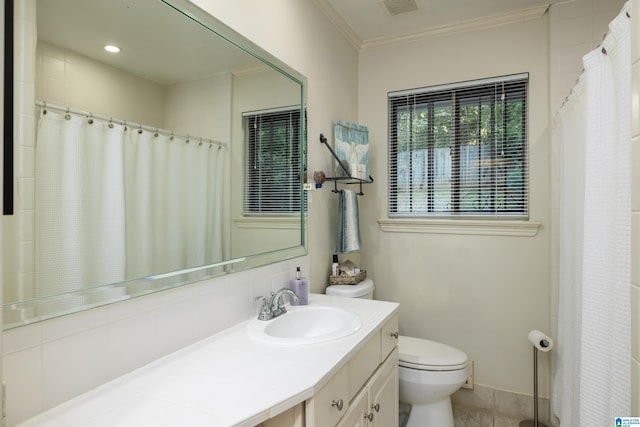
[154,128,159,137]
[108,117,114,128]
[170,132,174,141]
[88,112,94,124]
[138,123,143,134]
[186,135,190,144]
[65,107,71,120]
[199,137,203,146]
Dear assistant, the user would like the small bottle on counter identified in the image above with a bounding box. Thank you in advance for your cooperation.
[289,267,308,305]
[331,254,340,276]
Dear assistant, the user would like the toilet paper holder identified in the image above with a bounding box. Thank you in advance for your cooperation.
[520,330,553,427]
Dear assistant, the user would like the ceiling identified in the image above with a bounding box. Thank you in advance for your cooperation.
[316,0,558,48]
[36,0,263,86]
[36,0,558,85]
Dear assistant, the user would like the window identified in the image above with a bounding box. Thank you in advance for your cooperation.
[388,74,528,218]
[244,107,305,215]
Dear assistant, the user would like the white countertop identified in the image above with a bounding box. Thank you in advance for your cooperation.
[18,294,399,427]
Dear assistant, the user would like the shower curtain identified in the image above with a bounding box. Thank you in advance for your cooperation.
[552,4,631,426]
[35,109,226,297]
[35,111,126,297]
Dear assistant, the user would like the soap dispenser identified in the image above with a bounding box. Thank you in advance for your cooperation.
[289,267,308,305]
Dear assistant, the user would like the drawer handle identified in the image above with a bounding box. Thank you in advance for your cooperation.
[365,413,374,422]
[371,403,380,412]
[331,399,344,411]
[390,331,399,339]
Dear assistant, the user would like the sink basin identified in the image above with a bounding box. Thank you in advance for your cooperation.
[246,305,362,345]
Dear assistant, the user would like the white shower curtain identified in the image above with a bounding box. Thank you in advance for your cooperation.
[36,109,226,296]
[35,111,126,297]
[124,129,225,279]
[553,4,631,426]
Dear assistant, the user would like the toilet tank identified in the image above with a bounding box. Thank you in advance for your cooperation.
[325,278,374,299]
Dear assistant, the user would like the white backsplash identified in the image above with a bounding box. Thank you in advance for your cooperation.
[2,256,309,427]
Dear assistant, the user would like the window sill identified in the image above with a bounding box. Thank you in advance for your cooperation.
[234,216,301,230]
[377,218,541,237]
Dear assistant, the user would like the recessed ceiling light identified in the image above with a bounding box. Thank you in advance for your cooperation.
[104,45,121,53]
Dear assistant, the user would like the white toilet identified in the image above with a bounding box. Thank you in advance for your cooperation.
[326,279,468,427]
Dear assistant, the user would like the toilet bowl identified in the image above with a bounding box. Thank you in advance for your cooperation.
[326,280,468,427]
[398,336,468,427]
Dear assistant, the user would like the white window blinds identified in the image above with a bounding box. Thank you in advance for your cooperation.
[244,107,304,215]
[388,73,528,218]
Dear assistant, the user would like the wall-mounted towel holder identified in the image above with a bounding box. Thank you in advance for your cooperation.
[319,133,373,195]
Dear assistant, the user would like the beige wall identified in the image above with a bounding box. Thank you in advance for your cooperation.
[358,17,551,395]
[632,0,640,416]
[164,72,232,142]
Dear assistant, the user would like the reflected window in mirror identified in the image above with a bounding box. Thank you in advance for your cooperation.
[244,107,307,215]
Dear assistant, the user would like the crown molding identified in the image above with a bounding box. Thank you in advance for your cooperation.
[361,4,549,50]
[312,0,362,50]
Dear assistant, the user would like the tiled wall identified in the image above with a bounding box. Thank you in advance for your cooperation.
[2,256,308,426]
[632,0,640,416]
[10,0,37,303]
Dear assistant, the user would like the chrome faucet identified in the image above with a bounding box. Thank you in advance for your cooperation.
[255,288,299,320]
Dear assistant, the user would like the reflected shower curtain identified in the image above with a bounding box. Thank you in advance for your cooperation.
[35,109,226,297]
[35,111,126,297]
[124,130,225,279]
[552,4,630,426]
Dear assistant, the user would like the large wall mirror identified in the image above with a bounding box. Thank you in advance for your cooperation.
[2,0,307,329]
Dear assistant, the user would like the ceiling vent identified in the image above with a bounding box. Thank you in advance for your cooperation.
[379,0,419,16]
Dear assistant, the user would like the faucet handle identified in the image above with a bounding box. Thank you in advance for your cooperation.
[255,296,271,320]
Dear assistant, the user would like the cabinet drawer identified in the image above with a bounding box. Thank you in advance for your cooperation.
[348,332,381,398]
[307,364,349,427]
[380,314,399,361]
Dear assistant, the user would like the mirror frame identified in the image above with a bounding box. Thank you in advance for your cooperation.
[2,0,307,329]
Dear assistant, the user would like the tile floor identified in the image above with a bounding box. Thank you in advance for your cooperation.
[398,385,556,427]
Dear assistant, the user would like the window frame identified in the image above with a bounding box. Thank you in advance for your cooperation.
[387,73,529,220]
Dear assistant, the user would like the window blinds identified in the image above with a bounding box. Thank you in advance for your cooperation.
[244,107,303,214]
[388,73,528,218]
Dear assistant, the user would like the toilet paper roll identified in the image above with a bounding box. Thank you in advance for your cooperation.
[528,330,553,352]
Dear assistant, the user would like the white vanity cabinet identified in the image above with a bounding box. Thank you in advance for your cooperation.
[305,314,399,427]
[261,404,305,427]
[337,349,398,427]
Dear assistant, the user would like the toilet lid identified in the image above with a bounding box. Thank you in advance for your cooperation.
[325,279,374,298]
[398,336,468,371]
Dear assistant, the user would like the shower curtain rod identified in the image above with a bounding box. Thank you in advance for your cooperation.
[35,100,228,149]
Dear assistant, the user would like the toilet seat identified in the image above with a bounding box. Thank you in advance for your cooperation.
[399,336,468,371]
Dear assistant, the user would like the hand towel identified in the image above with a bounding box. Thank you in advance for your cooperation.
[336,189,361,253]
